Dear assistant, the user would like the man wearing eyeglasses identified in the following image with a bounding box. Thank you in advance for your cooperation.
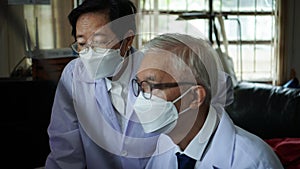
[45,0,159,169]
[132,33,283,169]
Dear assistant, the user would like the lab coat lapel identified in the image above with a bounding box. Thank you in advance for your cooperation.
[72,60,123,153]
[202,112,236,169]
[76,59,122,132]
[94,79,122,132]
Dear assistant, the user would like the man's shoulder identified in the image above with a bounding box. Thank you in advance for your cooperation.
[233,126,283,167]
[213,113,282,167]
[235,126,275,160]
[63,57,79,73]
[234,126,269,150]
[60,57,92,83]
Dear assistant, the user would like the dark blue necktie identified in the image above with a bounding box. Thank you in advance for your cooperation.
[176,152,196,169]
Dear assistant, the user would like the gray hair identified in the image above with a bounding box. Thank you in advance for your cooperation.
[142,33,222,105]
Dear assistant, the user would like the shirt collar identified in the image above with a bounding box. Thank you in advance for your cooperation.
[179,106,220,161]
[105,78,112,92]
[105,49,132,92]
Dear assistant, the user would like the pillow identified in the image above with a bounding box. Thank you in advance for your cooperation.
[264,138,300,169]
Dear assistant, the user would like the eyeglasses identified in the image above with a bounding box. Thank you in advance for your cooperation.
[132,78,196,100]
[71,38,117,55]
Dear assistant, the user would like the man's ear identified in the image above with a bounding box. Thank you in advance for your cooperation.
[120,30,135,56]
[190,85,206,109]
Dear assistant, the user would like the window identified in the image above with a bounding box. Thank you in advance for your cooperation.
[0,1,74,78]
[137,0,278,83]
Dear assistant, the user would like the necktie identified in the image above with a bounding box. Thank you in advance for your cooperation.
[176,152,196,169]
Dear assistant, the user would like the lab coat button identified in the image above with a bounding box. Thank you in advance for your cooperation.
[121,150,128,156]
[124,139,129,145]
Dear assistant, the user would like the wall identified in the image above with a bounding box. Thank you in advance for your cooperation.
[0,4,10,77]
[291,0,300,81]
[0,4,25,77]
[284,0,300,83]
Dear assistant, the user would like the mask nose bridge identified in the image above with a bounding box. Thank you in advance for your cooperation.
[80,42,93,54]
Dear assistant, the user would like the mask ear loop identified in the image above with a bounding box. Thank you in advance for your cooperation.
[172,87,195,115]
[172,87,193,104]
[120,30,134,57]
[178,106,192,116]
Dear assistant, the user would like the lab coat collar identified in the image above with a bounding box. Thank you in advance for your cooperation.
[148,111,236,169]
[73,58,101,83]
[105,78,112,91]
[152,107,219,160]
[183,106,219,161]
[154,133,177,156]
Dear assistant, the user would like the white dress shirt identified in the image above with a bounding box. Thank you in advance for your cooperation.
[175,106,220,164]
[106,50,134,131]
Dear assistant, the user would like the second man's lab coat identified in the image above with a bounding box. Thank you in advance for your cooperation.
[145,112,284,169]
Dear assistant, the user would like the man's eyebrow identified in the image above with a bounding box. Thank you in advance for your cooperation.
[135,76,140,81]
[76,35,84,40]
[93,32,107,37]
[135,75,156,82]
[145,75,156,82]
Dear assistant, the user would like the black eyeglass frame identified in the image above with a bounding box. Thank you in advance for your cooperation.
[131,78,196,100]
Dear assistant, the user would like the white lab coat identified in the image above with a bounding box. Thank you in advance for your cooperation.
[45,48,159,169]
[145,112,284,169]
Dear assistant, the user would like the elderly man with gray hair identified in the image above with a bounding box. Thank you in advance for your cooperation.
[131,33,283,169]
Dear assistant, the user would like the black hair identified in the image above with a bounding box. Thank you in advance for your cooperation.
[68,0,137,40]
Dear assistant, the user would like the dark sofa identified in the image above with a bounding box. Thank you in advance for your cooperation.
[226,81,300,139]
[0,78,56,169]
[226,81,300,168]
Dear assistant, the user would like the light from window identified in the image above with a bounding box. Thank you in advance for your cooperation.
[138,0,278,82]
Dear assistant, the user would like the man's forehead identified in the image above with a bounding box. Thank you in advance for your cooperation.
[140,51,171,70]
[138,51,179,80]
[138,50,196,83]
[90,24,115,37]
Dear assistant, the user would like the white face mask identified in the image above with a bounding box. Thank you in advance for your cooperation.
[133,88,192,133]
[79,47,124,80]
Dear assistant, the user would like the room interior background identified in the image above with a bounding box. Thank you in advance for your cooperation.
[0,0,299,85]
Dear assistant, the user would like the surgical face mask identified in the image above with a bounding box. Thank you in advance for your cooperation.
[133,88,192,133]
[79,47,124,80]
